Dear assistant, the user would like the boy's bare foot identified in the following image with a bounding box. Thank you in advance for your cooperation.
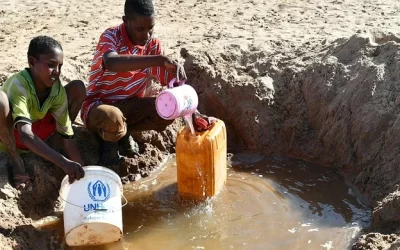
[118,135,139,157]
[9,154,33,192]
[13,174,33,191]
[97,139,121,166]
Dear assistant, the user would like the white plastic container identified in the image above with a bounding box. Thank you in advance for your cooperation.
[155,78,199,120]
[59,166,124,246]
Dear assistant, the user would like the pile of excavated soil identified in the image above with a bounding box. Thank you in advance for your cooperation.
[1,0,400,249]
[182,31,400,249]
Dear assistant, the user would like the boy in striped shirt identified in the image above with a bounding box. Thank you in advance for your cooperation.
[81,0,192,165]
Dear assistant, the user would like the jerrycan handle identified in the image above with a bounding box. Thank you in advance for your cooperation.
[168,78,186,89]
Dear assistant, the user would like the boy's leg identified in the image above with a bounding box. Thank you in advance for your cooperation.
[53,80,86,154]
[113,97,174,133]
[112,97,174,156]
[85,97,174,163]
[86,104,127,165]
[65,80,87,122]
[0,91,31,190]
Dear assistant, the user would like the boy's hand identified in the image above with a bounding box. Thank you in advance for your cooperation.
[16,124,85,184]
[193,112,217,132]
[163,57,187,82]
[60,159,85,184]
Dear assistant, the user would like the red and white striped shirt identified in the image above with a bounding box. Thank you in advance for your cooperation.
[81,23,173,124]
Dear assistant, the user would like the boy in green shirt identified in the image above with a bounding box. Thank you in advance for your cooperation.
[0,36,85,191]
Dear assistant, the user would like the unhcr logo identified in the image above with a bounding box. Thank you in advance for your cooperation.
[87,180,111,202]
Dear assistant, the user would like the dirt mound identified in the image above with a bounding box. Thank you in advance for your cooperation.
[183,31,400,247]
[352,233,400,250]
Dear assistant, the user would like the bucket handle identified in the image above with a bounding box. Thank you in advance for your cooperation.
[168,78,186,89]
[58,192,128,212]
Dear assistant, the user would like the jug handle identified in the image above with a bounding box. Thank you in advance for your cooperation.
[168,78,186,89]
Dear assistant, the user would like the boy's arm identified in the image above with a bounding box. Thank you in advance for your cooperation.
[97,29,184,82]
[97,30,179,73]
[49,85,85,180]
[6,78,82,183]
[146,39,186,86]
[17,123,84,183]
[103,52,172,72]
[96,30,169,72]
[62,138,84,166]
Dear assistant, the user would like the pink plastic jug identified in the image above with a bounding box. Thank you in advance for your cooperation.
[156,78,199,120]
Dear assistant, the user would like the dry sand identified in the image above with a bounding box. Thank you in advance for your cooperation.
[1,0,400,249]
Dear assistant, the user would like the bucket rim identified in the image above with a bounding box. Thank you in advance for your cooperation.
[60,166,122,188]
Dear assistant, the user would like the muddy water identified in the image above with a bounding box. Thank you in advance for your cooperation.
[41,155,371,250]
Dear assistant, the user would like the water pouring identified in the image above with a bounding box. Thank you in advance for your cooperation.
[155,77,227,199]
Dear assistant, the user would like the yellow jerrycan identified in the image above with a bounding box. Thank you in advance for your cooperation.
[176,119,227,199]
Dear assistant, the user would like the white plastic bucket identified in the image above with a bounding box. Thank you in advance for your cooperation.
[59,166,125,246]
[156,78,199,120]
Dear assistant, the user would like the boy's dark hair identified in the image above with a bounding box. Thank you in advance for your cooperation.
[124,0,154,17]
[27,36,63,59]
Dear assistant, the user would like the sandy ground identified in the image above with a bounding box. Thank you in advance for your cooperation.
[1,0,400,249]
[1,0,399,81]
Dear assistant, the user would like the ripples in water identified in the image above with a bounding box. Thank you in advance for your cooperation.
[40,154,371,250]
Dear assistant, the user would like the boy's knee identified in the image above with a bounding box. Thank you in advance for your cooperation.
[88,104,127,142]
[0,91,12,133]
[0,91,10,115]
[66,80,86,104]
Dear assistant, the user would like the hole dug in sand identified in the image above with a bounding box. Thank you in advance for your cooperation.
[1,32,400,249]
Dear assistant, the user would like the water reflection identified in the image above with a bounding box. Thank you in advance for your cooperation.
[231,155,367,225]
